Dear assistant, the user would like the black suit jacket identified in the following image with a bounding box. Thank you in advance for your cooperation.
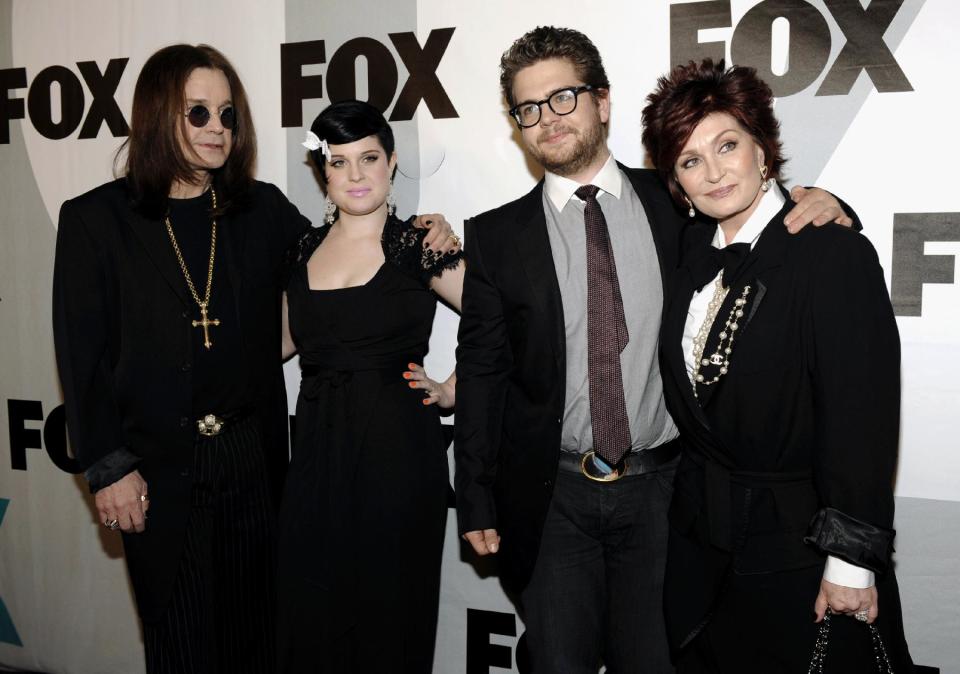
[52,178,309,621]
[454,165,687,593]
[658,195,899,650]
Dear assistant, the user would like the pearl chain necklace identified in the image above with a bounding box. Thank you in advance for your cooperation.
[690,277,752,398]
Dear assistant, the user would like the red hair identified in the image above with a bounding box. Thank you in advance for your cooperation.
[641,59,785,207]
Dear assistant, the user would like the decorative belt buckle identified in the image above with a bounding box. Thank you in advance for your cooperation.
[580,450,623,482]
[197,413,224,437]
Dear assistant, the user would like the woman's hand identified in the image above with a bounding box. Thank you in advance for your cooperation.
[814,579,879,624]
[414,213,461,255]
[403,363,455,408]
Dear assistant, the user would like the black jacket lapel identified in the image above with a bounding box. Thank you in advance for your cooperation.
[734,195,794,332]
[512,182,565,373]
[665,224,715,428]
[127,210,191,307]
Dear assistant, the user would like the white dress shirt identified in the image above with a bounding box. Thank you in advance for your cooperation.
[543,152,623,210]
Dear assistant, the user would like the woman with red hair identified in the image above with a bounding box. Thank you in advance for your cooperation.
[642,60,913,671]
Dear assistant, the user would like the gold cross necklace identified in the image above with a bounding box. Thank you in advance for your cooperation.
[165,188,220,349]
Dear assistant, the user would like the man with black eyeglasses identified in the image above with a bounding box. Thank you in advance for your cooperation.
[453,26,852,672]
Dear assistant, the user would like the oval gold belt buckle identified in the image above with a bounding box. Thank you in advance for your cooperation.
[580,451,623,482]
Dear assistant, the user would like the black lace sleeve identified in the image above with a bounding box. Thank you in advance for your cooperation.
[382,215,463,286]
[282,225,330,289]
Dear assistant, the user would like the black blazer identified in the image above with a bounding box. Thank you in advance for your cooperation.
[659,195,899,650]
[454,165,687,593]
[52,178,309,621]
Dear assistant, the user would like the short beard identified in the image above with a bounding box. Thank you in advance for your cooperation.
[531,120,607,177]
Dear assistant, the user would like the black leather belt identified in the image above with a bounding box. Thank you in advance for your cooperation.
[557,439,680,482]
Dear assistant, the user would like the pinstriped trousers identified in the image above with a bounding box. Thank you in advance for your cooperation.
[143,417,276,674]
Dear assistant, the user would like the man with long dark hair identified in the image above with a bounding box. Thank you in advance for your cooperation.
[53,44,454,673]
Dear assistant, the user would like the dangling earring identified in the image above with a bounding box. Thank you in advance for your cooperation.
[386,181,397,217]
[324,198,337,225]
[759,165,770,192]
[684,196,695,218]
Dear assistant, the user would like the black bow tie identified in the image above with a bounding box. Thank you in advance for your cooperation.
[690,242,752,291]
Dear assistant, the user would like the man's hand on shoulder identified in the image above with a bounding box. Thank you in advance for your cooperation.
[95,469,149,534]
[785,186,854,233]
[463,528,500,556]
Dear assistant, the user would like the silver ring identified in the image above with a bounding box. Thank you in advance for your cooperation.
[104,518,120,531]
[140,494,148,502]
[855,609,869,622]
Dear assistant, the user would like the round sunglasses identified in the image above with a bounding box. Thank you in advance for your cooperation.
[185,105,237,130]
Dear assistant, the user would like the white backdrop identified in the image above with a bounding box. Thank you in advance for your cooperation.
[1,1,958,672]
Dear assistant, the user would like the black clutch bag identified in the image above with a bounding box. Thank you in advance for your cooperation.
[808,613,895,673]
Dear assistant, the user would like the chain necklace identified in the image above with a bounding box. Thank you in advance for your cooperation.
[690,276,751,398]
[165,188,220,350]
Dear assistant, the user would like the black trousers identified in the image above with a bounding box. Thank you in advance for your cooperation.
[520,457,678,674]
[142,417,276,674]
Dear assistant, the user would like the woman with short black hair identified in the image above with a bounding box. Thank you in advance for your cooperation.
[276,99,464,673]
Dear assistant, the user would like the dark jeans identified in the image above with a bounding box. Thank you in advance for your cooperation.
[521,457,677,674]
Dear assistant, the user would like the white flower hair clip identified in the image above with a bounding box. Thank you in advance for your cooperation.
[302,131,332,161]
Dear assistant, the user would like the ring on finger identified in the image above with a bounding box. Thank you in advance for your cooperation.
[855,609,869,622]
[104,518,120,531]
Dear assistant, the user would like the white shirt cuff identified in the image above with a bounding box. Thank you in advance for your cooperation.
[823,555,875,588]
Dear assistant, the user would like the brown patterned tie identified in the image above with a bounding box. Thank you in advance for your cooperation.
[576,184,631,467]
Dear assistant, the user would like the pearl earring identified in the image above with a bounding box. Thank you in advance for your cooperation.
[759,165,770,192]
[685,197,695,218]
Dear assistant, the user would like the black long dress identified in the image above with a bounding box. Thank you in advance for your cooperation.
[277,215,461,673]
